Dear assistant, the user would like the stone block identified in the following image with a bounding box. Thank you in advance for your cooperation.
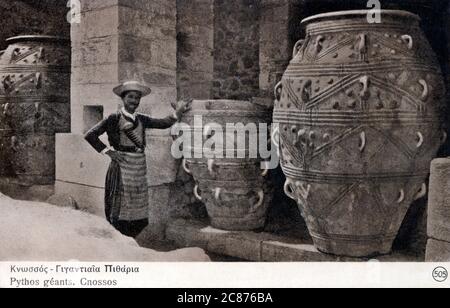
[179,26,214,44]
[178,47,214,75]
[206,232,261,261]
[55,134,110,188]
[79,0,119,13]
[150,42,177,71]
[146,135,180,186]
[118,6,176,40]
[70,21,83,44]
[259,70,271,92]
[178,82,212,101]
[259,21,290,44]
[258,1,296,95]
[148,185,170,220]
[72,64,119,85]
[425,239,450,262]
[177,0,214,19]
[71,83,120,106]
[166,219,211,248]
[118,35,153,63]
[72,35,119,66]
[137,86,177,117]
[73,7,120,42]
[119,63,176,88]
[165,219,417,261]
[259,0,290,12]
[261,241,339,262]
[166,219,265,259]
[54,180,105,217]
[428,158,450,242]
[119,0,176,12]
[147,185,171,240]
[267,3,291,24]
[71,83,120,134]
[141,222,166,242]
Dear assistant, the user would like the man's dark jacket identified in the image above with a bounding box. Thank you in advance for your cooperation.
[84,111,177,153]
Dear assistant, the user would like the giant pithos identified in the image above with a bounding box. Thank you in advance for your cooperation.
[273,10,446,257]
[181,99,273,231]
[0,36,70,185]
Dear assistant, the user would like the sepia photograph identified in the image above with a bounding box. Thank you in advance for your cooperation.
[0,0,450,289]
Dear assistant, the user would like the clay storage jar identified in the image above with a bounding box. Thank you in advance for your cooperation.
[272,10,446,257]
[181,100,273,231]
[0,36,70,185]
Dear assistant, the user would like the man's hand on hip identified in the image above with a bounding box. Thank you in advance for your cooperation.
[106,150,126,163]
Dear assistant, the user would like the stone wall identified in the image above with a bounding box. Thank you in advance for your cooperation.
[212,0,260,100]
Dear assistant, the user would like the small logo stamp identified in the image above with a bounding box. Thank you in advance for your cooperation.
[67,0,81,24]
[367,0,381,24]
[432,267,448,282]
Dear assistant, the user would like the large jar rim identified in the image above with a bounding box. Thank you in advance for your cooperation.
[301,9,420,25]
[6,35,70,44]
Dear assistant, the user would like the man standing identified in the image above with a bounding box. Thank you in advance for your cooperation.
[85,81,191,237]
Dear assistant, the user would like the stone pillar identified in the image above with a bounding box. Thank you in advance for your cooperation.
[70,0,177,132]
[56,0,178,235]
[259,0,298,98]
[177,0,214,100]
[70,1,120,134]
[426,158,450,261]
[56,1,120,216]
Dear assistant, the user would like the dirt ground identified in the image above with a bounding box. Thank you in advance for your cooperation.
[0,192,210,262]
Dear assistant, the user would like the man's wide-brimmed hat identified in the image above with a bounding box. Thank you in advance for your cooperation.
[113,81,152,97]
